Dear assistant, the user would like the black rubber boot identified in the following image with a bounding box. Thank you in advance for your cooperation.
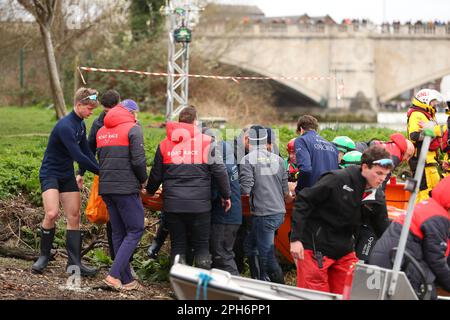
[171,254,186,266]
[147,240,160,260]
[268,268,285,284]
[148,219,169,259]
[195,254,212,270]
[66,230,98,277]
[31,227,55,274]
[247,255,261,279]
[186,246,195,266]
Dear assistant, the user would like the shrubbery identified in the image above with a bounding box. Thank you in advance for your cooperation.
[0,106,167,205]
[0,106,401,204]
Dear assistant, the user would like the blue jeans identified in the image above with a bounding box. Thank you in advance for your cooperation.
[244,213,284,280]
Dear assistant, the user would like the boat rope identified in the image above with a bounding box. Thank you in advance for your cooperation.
[195,272,213,300]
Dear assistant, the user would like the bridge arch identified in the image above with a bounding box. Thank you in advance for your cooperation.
[219,57,324,104]
[379,67,450,102]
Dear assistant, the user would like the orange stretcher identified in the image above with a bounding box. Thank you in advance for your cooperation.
[140,180,410,265]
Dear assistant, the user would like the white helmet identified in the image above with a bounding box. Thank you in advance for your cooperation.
[414,89,444,106]
[444,92,450,114]
[445,92,450,104]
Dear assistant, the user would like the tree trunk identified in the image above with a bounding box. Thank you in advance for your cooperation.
[0,244,39,261]
[39,24,67,119]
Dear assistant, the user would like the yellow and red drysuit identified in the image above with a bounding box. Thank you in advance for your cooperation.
[407,98,446,202]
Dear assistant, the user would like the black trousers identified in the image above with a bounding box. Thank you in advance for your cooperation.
[165,211,211,259]
[210,223,240,275]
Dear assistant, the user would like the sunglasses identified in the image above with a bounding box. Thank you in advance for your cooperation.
[372,158,393,167]
[81,94,98,102]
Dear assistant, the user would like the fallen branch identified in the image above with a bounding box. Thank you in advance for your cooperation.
[7,223,34,251]
[148,220,160,228]
[0,243,38,261]
[80,238,108,257]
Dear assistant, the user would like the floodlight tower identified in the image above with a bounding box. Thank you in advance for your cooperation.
[164,0,200,121]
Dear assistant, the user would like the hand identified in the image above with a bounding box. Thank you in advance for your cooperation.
[76,175,83,189]
[290,241,304,264]
[221,198,231,212]
[418,120,425,129]
[288,182,297,195]
[285,193,295,204]
[141,185,147,195]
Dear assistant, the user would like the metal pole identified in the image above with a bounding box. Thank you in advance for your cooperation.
[165,1,174,121]
[387,128,434,297]
[183,43,189,107]
[164,0,201,121]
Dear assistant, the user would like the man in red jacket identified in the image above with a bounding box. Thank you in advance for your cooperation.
[97,100,148,290]
[146,106,231,269]
[370,175,450,299]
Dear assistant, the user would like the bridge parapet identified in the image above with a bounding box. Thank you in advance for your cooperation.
[196,23,450,38]
[195,19,450,112]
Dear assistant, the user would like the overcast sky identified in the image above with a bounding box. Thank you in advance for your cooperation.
[214,0,450,24]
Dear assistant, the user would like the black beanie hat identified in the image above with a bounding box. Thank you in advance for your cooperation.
[248,125,268,146]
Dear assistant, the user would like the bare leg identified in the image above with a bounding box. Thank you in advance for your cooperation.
[60,191,81,230]
[42,189,60,229]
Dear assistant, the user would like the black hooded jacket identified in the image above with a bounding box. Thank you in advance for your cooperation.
[291,165,388,260]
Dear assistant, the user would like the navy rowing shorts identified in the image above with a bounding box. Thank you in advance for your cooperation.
[40,176,79,193]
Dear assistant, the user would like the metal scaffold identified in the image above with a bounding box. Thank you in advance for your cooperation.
[164,0,201,121]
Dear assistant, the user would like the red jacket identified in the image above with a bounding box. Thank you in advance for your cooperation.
[370,176,450,296]
[96,106,147,195]
[146,121,230,213]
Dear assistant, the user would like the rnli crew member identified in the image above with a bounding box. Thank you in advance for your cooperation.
[407,89,446,202]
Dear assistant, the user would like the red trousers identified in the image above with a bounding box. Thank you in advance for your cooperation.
[296,250,358,294]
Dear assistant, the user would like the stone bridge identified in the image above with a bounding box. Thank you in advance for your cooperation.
[195,23,450,110]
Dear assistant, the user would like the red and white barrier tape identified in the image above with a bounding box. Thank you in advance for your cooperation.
[78,66,336,84]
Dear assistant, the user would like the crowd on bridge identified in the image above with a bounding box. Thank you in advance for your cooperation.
[30,87,450,298]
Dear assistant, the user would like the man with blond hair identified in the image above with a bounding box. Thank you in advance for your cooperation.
[33,87,100,276]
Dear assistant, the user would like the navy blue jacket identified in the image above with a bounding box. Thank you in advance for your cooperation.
[294,130,339,192]
[78,111,106,176]
[39,111,99,178]
[211,141,242,225]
